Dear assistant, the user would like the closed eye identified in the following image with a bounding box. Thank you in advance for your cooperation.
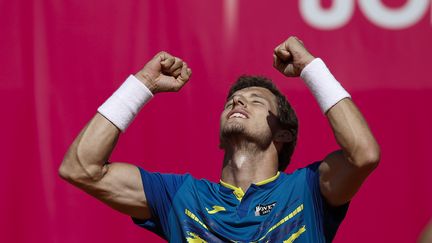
[252,100,264,105]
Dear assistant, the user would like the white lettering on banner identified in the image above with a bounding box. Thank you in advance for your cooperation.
[358,0,429,29]
[300,0,431,30]
[299,0,355,29]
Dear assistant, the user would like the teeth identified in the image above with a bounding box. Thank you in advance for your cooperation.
[229,112,246,119]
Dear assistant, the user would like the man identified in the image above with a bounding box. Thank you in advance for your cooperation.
[59,36,380,242]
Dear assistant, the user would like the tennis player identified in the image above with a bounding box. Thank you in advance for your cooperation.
[59,36,380,242]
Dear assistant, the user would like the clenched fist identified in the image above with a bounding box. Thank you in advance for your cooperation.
[273,36,315,77]
[135,52,192,94]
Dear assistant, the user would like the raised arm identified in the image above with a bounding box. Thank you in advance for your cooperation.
[273,37,380,207]
[59,52,192,219]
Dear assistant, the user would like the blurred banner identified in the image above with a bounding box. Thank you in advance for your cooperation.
[1,0,431,242]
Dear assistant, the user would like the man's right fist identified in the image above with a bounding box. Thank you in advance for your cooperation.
[135,52,192,94]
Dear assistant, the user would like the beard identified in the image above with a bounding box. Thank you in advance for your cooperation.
[219,121,273,150]
[221,121,245,137]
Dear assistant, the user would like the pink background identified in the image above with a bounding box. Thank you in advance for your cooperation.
[1,0,432,242]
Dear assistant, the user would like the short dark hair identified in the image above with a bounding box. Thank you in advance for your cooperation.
[227,75,298,171]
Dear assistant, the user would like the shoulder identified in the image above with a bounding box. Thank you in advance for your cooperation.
[188,176,220,192]
[137,168,218,191]
[135,167,196,192]
[285,161,322,179]
[136,166,193,179]
[276,161,324,193]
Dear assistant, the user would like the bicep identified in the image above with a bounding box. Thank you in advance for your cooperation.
[319,150,375,207]
[77,162,151,220]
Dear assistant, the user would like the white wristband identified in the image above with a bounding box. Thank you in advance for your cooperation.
[97,75,153,132]
[300,58,351,114]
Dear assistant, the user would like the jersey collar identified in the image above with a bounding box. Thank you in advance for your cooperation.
[219,172,281,201]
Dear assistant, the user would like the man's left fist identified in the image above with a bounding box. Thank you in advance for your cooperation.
[273,36,315,77]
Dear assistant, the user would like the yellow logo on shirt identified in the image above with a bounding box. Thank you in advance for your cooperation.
[205,205,226,214]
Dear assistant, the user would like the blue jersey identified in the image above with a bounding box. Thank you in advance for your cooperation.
[133,162,348,242]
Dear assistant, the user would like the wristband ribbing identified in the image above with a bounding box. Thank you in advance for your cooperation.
[300,58,351,113]
[97,75,153,132]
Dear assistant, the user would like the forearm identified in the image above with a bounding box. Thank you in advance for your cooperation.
[59,53,191,183]
[59,74,155,181]
[326,98,380,167]
[59,113,120,182]
[298,57,380,167]
[274,37,380,205]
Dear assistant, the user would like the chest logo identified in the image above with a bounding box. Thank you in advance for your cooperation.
[206,205,226,214]
[254,202,276,216]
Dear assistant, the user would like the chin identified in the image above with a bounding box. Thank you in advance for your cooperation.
[221,122,245,137]
[219,123,244,148]
[219,123,273,150]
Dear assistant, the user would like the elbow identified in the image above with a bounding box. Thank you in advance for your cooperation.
[353,142,381,171]
[58,153,104,184]
[58,162,74,185]
[59,144,82,182]
[361,147,380,170]
[58,162,68,180]
[59,135,108,184]
[58,157,80,183]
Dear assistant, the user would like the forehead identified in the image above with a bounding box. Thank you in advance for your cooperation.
[230,86,277,102]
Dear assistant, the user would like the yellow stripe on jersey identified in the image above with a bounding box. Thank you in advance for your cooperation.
[258,204,304,241]
[219,180,245,201]
[255,172,280,186]
[219,172,280,201]
[186,231,207,243]
[284,225,306,243]
[185,209,208,230]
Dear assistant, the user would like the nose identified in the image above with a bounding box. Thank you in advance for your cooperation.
[232,95,246,107]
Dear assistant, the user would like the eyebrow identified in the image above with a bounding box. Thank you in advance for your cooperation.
[249,93,266,100]
[226,93,267,101]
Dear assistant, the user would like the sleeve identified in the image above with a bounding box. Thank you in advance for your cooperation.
[304,161,350,243]
[131,167,189,239]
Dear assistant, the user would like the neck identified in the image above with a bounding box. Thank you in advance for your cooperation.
[220,142,279,193]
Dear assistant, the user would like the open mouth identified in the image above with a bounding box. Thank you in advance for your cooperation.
[229,112,247,119]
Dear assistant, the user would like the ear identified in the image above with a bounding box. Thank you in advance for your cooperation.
[274,130,292,143]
